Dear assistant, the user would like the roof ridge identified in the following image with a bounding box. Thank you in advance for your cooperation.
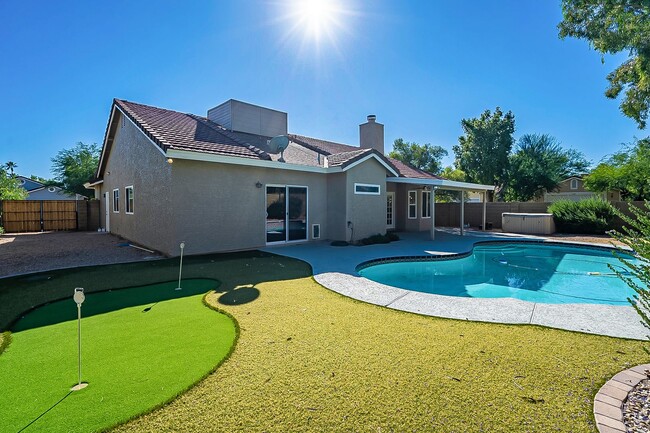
[187,114,271,161]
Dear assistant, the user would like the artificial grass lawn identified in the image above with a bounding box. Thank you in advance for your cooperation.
[0,279,236,433]
[1,251,648,432]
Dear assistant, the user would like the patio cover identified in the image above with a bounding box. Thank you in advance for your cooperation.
[386,177,496,239]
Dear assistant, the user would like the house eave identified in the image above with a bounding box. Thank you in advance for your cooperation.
[386,177,495,191]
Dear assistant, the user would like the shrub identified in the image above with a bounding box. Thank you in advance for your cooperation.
[387,232,400,242]
[358,233,399,246]
[608,201,650,346]
[0,226,4,235]
[548,198,615,234]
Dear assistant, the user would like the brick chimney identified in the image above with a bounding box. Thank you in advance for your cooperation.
[359,114,384,154]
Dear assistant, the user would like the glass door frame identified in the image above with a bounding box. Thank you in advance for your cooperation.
[386,191,395,229]
[265,184,309,245]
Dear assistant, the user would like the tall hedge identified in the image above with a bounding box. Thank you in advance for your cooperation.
[548,198,615,234]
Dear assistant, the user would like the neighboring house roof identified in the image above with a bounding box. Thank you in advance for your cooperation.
[16,175,45,191]
[97,99,452,183]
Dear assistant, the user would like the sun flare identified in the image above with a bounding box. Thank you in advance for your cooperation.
[294,0,341,40]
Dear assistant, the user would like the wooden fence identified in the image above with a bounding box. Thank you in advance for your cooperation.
[434,201,646,230]
[0,200,100,233]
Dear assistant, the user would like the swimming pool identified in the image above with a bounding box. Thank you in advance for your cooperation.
[357,242,640,305]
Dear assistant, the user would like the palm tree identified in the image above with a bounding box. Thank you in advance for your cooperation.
[4,161,17,176]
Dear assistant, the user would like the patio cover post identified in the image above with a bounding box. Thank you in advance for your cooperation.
[482,191,487,231]
[460,190,465,236]
[430,188,436,240]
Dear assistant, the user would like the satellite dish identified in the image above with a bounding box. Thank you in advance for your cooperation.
[268,135,290,162]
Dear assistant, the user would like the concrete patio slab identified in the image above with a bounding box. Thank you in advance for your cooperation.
[264,229,648,340]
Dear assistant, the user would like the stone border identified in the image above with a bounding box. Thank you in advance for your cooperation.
[594,363,650,432]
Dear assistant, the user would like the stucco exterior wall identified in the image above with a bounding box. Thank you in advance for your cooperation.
[98,112,174,254]
[326,172,348,241]
[169,160,328,255]
[344,159,388,241]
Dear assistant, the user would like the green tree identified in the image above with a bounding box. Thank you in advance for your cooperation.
[51,142,100,197]
[4,161,17,176]
[453,107,515,201]
[558,0,650,129]
[585,137,650,200]
[609,202,650,339]
[0,166,27,200]
[388,138,447,174]
[436,166,466,203]
[506,134,590,202]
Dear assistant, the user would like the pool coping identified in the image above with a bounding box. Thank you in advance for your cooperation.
[594,364,650,432]
[264,232,648,340]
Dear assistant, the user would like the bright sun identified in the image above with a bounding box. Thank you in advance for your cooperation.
[294,0,341,40]
[278,0,351,49]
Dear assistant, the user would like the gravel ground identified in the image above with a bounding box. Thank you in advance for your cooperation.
[624,378,650,432]
[544,233,625,247]
[0,231,161,278]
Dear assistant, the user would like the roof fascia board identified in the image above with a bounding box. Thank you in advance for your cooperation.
[343,153,400,177]
[96,105,117,178]
[96,104,168,179]
[167,149,340,174]
[116,105,167,157]
[386,176,495,191]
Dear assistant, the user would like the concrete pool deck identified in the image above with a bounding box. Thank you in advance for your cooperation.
[263,229,648,340]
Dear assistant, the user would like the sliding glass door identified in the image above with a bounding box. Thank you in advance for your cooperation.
[266,185,308,244]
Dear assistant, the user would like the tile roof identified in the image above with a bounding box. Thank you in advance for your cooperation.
[387,158,443,180]
[108,99,444,180]
[115,99,271,160]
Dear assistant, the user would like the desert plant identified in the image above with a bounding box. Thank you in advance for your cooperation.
[548,198,615,234]
[608,202,650,338]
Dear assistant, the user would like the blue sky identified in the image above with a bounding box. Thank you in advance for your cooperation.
[0,0,643,179]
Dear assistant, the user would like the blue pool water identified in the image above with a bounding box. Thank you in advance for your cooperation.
[358,243,640,305]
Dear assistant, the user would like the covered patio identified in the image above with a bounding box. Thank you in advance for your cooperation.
[385,176,495,239]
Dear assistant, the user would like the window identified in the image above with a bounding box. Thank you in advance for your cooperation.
[112,189,119,213]
[354,183,380,195]
[570,179,578,190]
[421,191,431,218]
[408,190,417,219]
[125,186,134,214]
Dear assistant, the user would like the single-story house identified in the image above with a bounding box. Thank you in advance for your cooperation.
[86,98,494,256]
[534,175,621,203]
[17,175,85,200]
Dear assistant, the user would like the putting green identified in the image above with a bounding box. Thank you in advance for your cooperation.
[0,279,237,433]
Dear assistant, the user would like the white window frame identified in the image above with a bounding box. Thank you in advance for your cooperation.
[113,188,120,213]
[570,179,578,190]
[421,191,431,218]
[125,185,134,214]
[354,183,381,195]
[407,190,417,219]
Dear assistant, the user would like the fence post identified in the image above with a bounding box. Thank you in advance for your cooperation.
[40,200,44,232]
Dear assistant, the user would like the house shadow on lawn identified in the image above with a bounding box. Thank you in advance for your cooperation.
[1,250,311,333]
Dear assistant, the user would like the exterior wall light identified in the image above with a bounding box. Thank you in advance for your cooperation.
[255,181,263,188]
[167,158,174,164]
